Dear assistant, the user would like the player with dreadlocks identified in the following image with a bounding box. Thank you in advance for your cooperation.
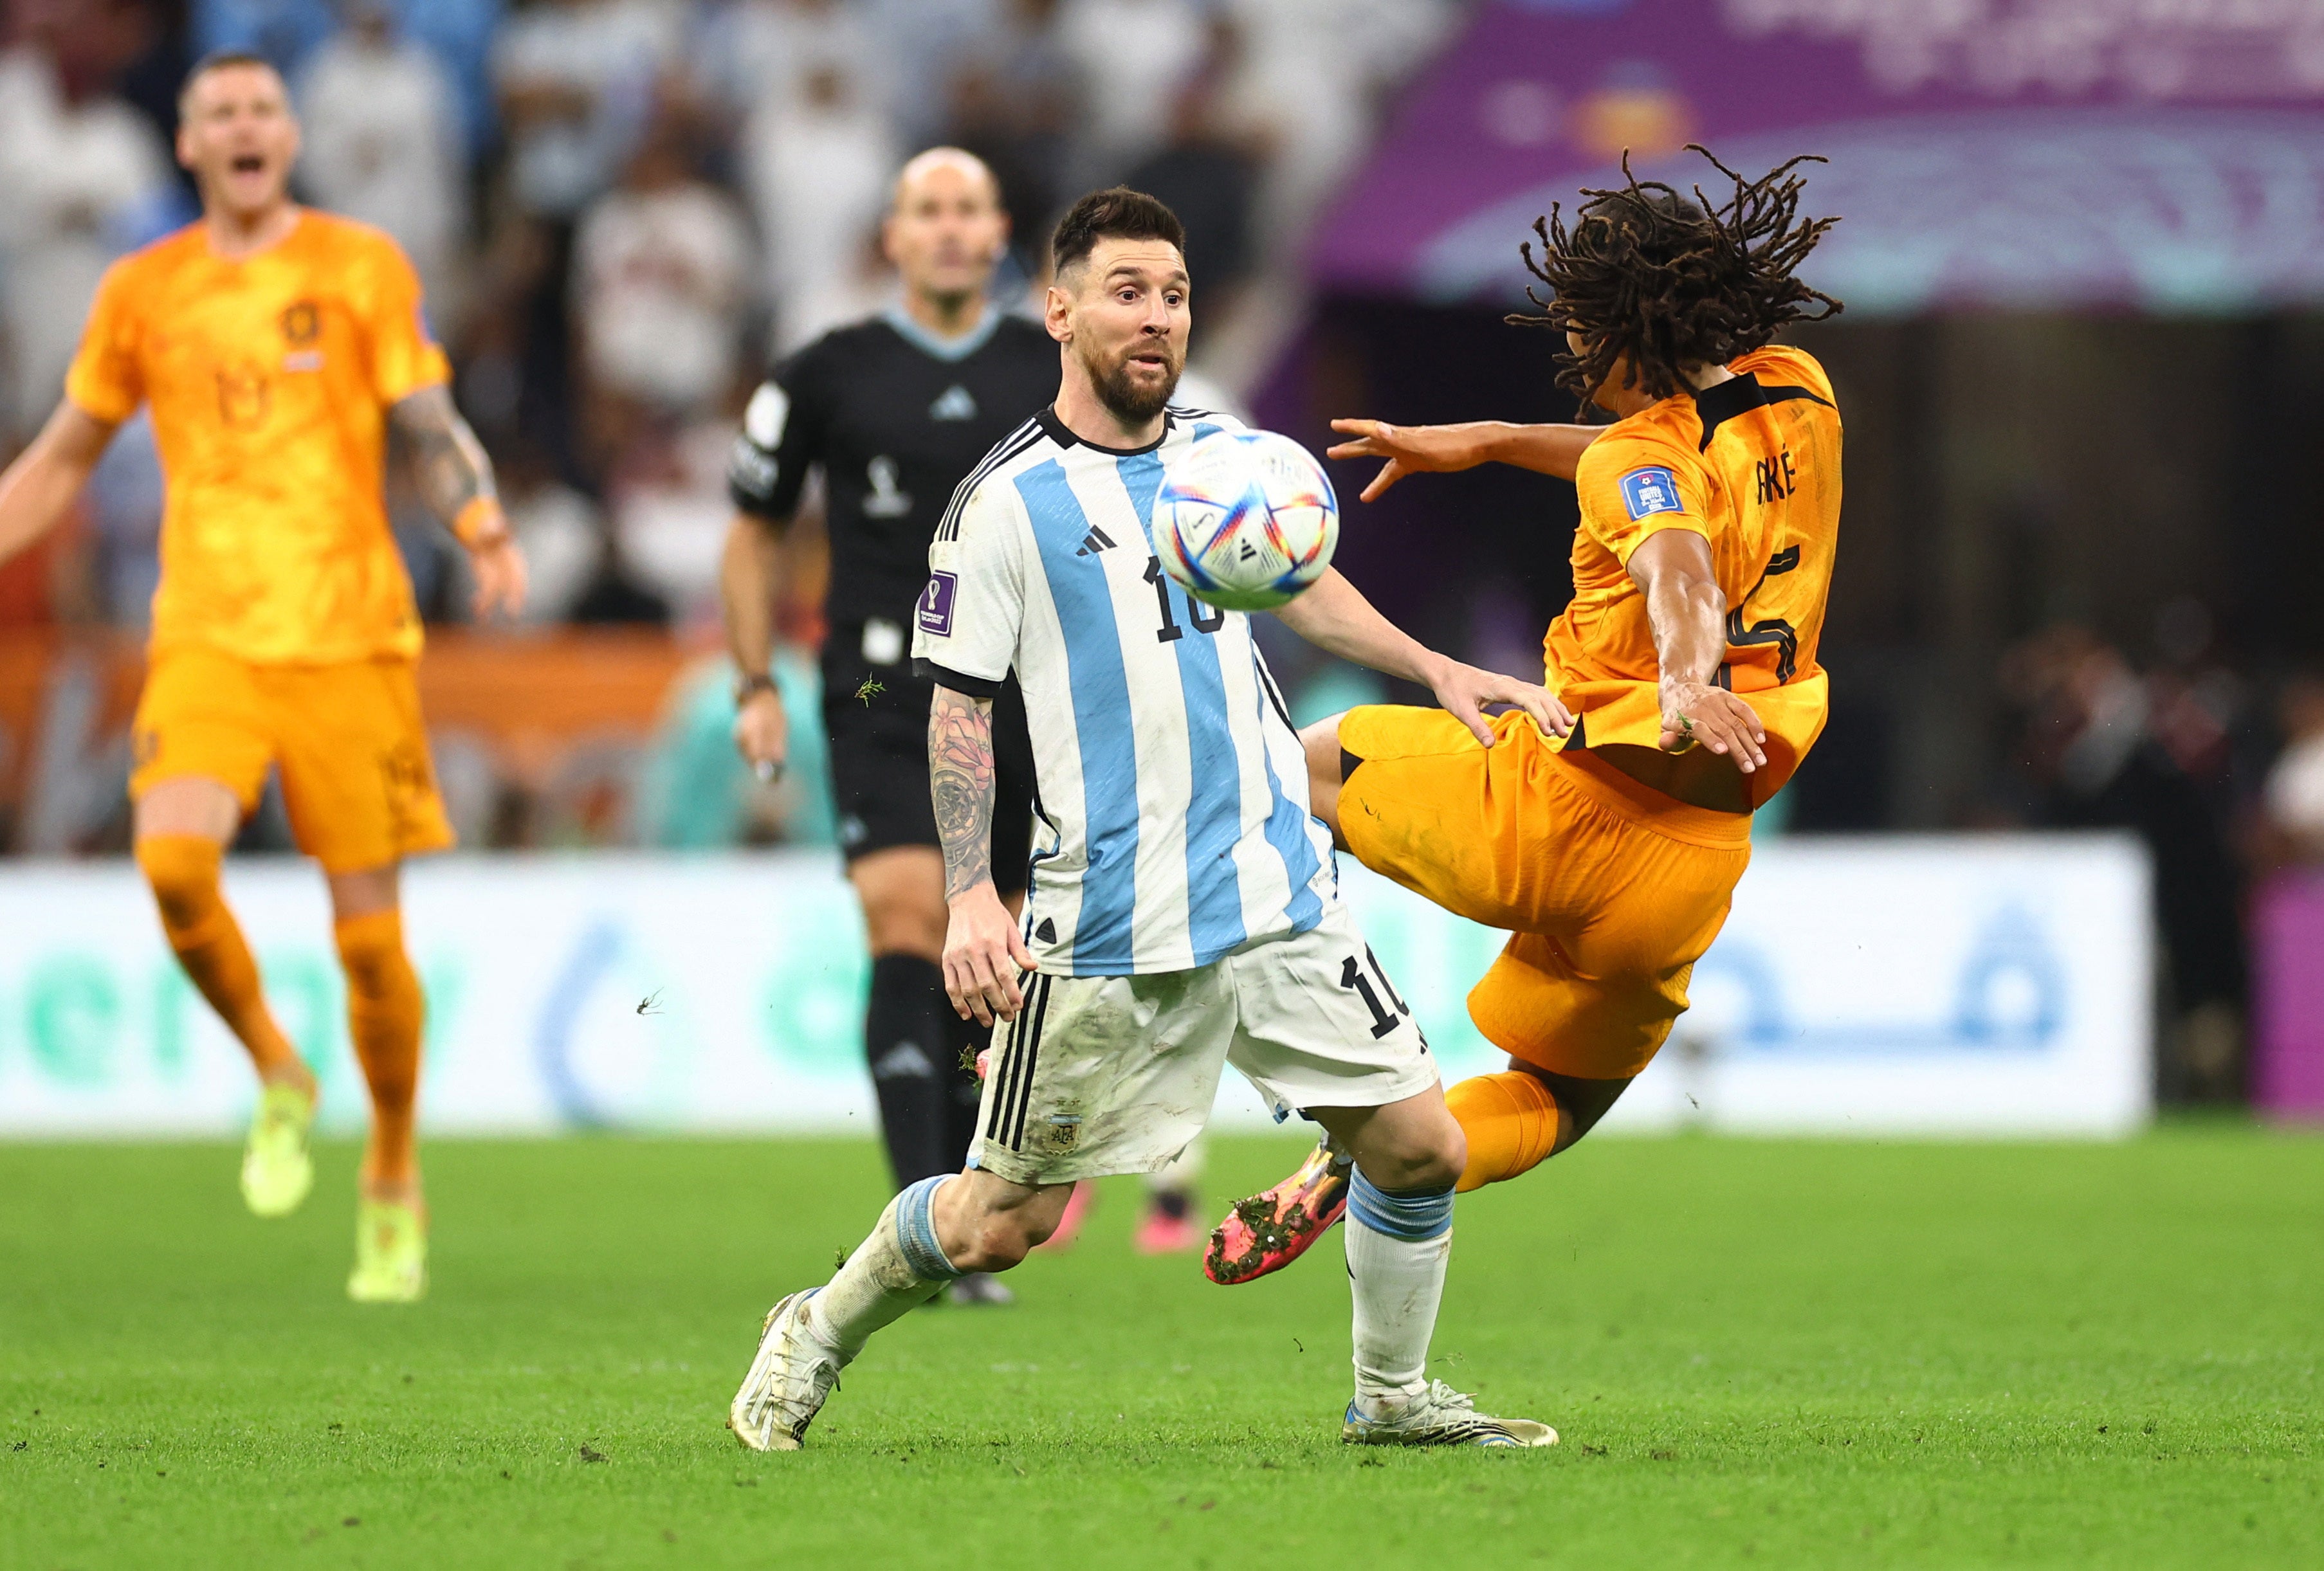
[1206,148,1846,1284]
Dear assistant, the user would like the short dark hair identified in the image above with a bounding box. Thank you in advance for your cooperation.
[1512,146,1842,406]
[1050,187,1187,278]
[179,49,284,114]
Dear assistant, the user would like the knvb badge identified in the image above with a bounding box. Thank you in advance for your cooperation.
[1620,466,1683,522]
[917,570,958,636]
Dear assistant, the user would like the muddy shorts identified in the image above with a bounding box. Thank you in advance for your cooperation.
[971,898,1439,1186]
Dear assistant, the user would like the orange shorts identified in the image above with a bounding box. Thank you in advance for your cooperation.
[131,644,455,873]
[1337,705,1752,1082]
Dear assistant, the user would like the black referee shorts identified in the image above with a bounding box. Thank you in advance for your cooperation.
[819,645,1034,896]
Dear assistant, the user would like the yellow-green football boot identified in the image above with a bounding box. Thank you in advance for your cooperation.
[239,1082,316,1218]
[347,1199,428,1303]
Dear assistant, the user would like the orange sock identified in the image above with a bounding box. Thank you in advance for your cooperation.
[335,909,425,1192]
[1444,1071,1564,1193]
[136,834,305,1082]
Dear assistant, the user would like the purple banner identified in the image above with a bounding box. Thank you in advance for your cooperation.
[2255,873,2324,1121]
[1315,0,2324,313]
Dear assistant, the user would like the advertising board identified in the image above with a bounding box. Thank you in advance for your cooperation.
[0,836,2150,1138]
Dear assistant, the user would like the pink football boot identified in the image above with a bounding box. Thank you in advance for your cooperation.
[1203,1140,1352,1285]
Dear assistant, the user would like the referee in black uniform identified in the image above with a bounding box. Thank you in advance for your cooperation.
[721,150,1055,1304]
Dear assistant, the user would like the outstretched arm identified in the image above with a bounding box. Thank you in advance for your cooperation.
[389,385,526,619]
[1272,568,1570,745]
[931,684,1034,1026]
[0,402,116,568]
[1626,529,1766,771]
[1327,418,1602,502]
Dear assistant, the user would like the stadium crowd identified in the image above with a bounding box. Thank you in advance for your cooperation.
[0,0,1451,636]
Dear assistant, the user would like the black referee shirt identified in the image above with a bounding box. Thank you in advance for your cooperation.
[727,307,1061,637]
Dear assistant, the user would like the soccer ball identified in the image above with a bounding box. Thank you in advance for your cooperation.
[1153,429,1339,612]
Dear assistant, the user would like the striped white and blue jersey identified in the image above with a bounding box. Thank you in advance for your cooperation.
[911,404,1337,977]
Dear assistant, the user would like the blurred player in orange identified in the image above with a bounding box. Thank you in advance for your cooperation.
[1207,150,1843,1284]
[0,53,525,1301]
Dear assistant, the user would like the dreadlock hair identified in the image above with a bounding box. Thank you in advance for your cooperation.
[1511,146,1843,409]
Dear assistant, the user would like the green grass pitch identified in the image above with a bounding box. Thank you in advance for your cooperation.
[3,1128,2317,1568]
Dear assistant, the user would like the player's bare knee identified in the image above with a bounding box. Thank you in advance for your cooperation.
[1402,1131,1467,1193]
[1356,1121,1465,1193]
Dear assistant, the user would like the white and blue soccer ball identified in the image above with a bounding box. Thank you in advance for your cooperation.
[1153,428,1339,612]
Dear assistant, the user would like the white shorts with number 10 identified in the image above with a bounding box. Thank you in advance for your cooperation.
[972,899,1438,1186]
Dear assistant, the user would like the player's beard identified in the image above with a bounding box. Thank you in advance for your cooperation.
[1084,338,1182,425]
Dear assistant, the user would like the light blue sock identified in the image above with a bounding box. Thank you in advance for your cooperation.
[805,1176,960,1361]
[1348,1168,1454,1240]
[1345,1170,1454,1401]
[895,1174,965,1281]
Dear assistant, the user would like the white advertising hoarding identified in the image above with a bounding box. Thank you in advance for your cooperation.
[0,835,2150,1139]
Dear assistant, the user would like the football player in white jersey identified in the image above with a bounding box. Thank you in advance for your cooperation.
[729,189,1571,1451]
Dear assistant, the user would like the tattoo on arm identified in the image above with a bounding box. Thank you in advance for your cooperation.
[390,385,498,530]
[929,686,998,901]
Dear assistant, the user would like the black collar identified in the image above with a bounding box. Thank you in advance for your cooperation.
[1691,372,1768,451]
[1692,370,1833,451]
[1038,404,1172,457]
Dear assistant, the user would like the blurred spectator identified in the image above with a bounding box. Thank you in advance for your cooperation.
[942,0,1079,276]
[0,30,178,437]
[496,444,607,626]
[1057,0,1207,181]
[864,0,996,147]
[569,549,668,626]
[1216,0,1451,261]
[740,62,897,354]
[201,0,505,156]
[2006,626,2248,1102]
[2264,675,2324,865]
[605,417,733,626]
[85,0,188,154]
[572,123,755,415]
[1121,69,1258,308]
[492,0,676,221]
[383,0,505,158]
[297,0,468,324]
[193,0,336,75]
[694,0,875,125]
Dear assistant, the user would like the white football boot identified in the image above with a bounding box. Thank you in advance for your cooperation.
[728,1290,841,1451]
[1341,1379,1558,1448]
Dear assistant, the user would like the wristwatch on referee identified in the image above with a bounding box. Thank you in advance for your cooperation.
[734,671,778,707]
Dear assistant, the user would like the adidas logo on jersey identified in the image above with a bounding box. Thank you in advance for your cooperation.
[929,385,978,421]
[1075,524,1117,557]
[1034,918,1057,943]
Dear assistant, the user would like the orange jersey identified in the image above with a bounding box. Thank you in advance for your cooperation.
[66,212,450,665]
[1546,343,1842,805]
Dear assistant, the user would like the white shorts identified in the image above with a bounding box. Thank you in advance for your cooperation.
[971,899,1439,1186]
